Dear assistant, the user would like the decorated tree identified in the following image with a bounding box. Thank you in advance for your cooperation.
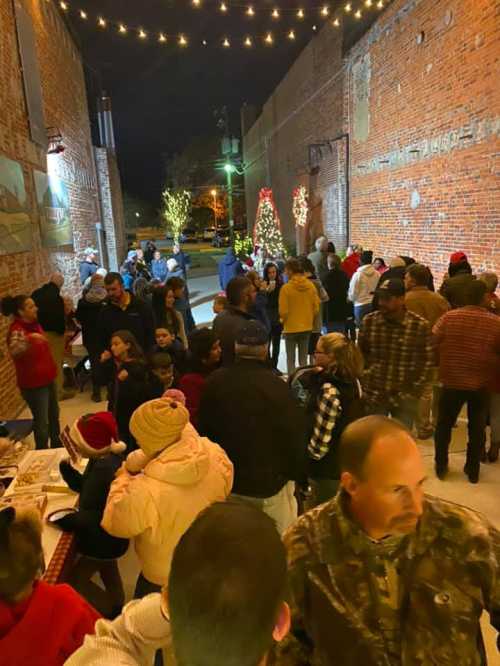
[253,188,284,256]
[292,185,308,227]
[162,189,191,242]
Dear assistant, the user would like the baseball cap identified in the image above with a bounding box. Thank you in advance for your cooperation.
[449,251,467,265]
[375,278,405,297]
[235,320,269,346]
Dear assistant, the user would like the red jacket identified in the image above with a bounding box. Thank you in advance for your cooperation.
[179,372,207,427]
[341,253,361,280]
[0,581,99,666]
[7,319,57,389]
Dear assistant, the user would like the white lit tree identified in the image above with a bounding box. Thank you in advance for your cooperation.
[162,189,191,242]
[292,185,308,227]
[253,188,284,256]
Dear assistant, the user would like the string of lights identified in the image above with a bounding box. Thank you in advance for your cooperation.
[57,0,388,48]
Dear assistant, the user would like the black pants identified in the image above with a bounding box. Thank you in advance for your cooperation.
[368,397,417,430]
[434,387,489,475]
[269,323,282,369]
[69,555,125,617]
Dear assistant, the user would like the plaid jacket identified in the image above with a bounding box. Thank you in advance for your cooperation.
[358,309,433,407]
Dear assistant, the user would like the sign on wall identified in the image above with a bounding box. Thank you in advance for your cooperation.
[33,170,73,247]
[0,154,33,255]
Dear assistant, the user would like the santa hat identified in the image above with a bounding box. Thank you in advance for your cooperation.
[449,251,467,265]
[65,412,127,459]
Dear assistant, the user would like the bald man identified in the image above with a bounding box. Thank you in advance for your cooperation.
[32,273,68,400]
[276,416,500,665]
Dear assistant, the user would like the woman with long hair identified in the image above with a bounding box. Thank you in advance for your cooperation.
[290,332,364,506]
[262,262,283,371]
[0,295,60,449]
[152,285,188,349]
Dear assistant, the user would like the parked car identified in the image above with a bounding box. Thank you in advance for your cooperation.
[212,229,231,248]
[182,227,199,243]
[203,227,217,241]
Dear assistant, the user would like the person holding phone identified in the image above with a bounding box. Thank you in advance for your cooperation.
[263,262,283,371]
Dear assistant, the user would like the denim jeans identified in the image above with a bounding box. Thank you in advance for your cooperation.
[326,321,346,334]
[230,481,298,535]
[284,332,310,377]
[367,396,418,430]
[21,382,60,449]
[434,387,489,476]
[354,303,373,327]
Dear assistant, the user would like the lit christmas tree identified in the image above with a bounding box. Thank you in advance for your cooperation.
[253,188,285,256]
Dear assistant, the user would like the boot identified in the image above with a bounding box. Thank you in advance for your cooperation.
[91,386,102,403]
[480,444,488,463]
[488,441,500,463]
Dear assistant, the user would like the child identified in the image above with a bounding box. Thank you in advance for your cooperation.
[0,506,99,665]
[99,330,162,451]
[102,397,234,597]
[166,276,192,334]
[212,294,228,316]
[56,412,128,617]
[149,351,175,391]
[154,326,186,375]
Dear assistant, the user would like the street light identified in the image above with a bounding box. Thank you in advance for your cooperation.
[135,212,140,218]
[223,163,236,243]
[210,189,217,229]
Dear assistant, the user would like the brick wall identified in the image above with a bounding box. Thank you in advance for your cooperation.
[242,0,499,278]
[0,0,100,416]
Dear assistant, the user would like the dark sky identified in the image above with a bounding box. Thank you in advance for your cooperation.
[68,0,325,205]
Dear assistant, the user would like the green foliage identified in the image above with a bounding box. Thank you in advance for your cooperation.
[234,232,253,257]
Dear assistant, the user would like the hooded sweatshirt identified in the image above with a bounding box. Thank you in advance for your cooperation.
[348,264,381,307]
[0,581,99,666]
[218,248,244,290]
[279,274,320,334]
[102,425,233,585]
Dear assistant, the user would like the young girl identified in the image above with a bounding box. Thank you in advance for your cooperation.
[290,333,364,507]
[262,263,283,371]
[100,330,162,452]
[152,286,188,349]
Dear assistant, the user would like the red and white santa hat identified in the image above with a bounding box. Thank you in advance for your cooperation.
[64,412,127,459]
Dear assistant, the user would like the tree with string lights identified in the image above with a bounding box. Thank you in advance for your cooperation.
[253,188,285,256]
[162,189,191,242]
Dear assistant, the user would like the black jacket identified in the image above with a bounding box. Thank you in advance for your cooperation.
[98,293,155,353]
[76,296,106,356]
[212,307,255,366]
[198,358,307,497]
[263,280,282,327]
[323,269,350,322]
[31,282,65,334]
[56,455,128,559]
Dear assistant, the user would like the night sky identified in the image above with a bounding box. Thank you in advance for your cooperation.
[67,0,327,205]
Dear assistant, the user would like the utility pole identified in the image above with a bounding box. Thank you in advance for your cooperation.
[216,106,240,247]
[224,162,235,244]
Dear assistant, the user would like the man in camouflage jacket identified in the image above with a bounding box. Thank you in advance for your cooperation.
[273,416,500,665]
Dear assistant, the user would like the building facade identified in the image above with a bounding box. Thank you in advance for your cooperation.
[0,0,125,416]
[242,0,499,278]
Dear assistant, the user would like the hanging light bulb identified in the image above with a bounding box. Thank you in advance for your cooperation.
[345,2,352,11]
[312,24,317,31]
[272,8,280,18]
[192,0,201,6]
[365,0,373,6]
[244,36,252,47]
[118,23,127,34]
[297,8,305,19]
[354,9,362,18]
[222,37,230,47]
[202,39,207,45]
[265,32,273,44]
[220,2,228,11]
[333,17,340,26]
[288,29,296,40]
[138,28,147,39]
[98,17,106,28]
[321,5,329,16]
[179,34,188,46]
[246,5,255,16]
[377,0,384,7]
[159,33,167,43]
[59,1,68,10]
[79,10,87,19]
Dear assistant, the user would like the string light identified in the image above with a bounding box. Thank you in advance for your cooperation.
[292,186,308,228]
[297,8,305,18]
[202,39,208,45]
[98,16,106,27]
[321,5,329,16]
[288,29,296,39]
[139,28,147,39]
[59,1,68,10]
[192,0,201,6]
[159,32,167,42]
[244,36,252,46]
[365,0,373,6]
[271,8,280,18]
[354,9,362,18]
[222,37,230,47]
[333,17,340,26]
[179,34,188,46]
[79,10,87,19]
[220,2,228,11]
[312,24,317,30]
[265,32,273,44]
[118,23,127,34]
[377,0,384,6]
[246,5,255,16]
[344,2,352,11]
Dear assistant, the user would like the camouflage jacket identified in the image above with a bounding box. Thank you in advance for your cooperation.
[273,493,500,666]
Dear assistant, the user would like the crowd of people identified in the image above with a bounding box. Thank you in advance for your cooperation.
[0,235,499,665]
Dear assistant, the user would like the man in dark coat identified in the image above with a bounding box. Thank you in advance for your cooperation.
[323,254,350,333]
[213,276,256,366]
[79,248,99,285]
[439,252,476,308]
[218,248,244,291]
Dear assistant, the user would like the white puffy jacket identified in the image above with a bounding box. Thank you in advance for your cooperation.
[348,264,380,306]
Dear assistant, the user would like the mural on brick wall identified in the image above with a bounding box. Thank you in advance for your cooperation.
[33,169,73,247]
[0,154,33,256]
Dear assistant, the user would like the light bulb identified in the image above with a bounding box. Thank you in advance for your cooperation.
[265,32,273,44]
[246,5,255,16]
[98,17,106,27]
[272,8,280,18]
[244,36,252,46]
[220,2,227,11]
[365,0,373,6]
[333,17,340,26]
[312,24,317,31]
[59,1,68,10]
[202,39,207,45]
[321,6,329,16]
[288,29,296,39]
[159,33,167,42]
[222,37,230,47]
[192,0,201,6]
[345,2,352,11]
[377,0,384,7]
[297,8,305,18]
[118,24,127,34]
[79,10,87,19]
[354,9,362,18]
[179,34,188,46]
[139,29,147,39]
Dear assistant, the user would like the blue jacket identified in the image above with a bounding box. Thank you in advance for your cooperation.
[218,249,244,290]
[151,258,168,283]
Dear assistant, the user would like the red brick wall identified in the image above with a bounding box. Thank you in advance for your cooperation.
[243,0,499,278]
[0,0,100,416]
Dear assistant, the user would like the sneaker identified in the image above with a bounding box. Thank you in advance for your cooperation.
[435,465,448,480]
[91,389,102,403]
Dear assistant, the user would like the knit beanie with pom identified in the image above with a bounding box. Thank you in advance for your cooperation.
[129,397,189,457]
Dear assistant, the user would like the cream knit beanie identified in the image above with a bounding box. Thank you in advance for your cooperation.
[129,397,189,457]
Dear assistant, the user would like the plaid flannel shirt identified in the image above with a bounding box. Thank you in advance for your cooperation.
[358,309,434,408]
[309,383,342,460]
